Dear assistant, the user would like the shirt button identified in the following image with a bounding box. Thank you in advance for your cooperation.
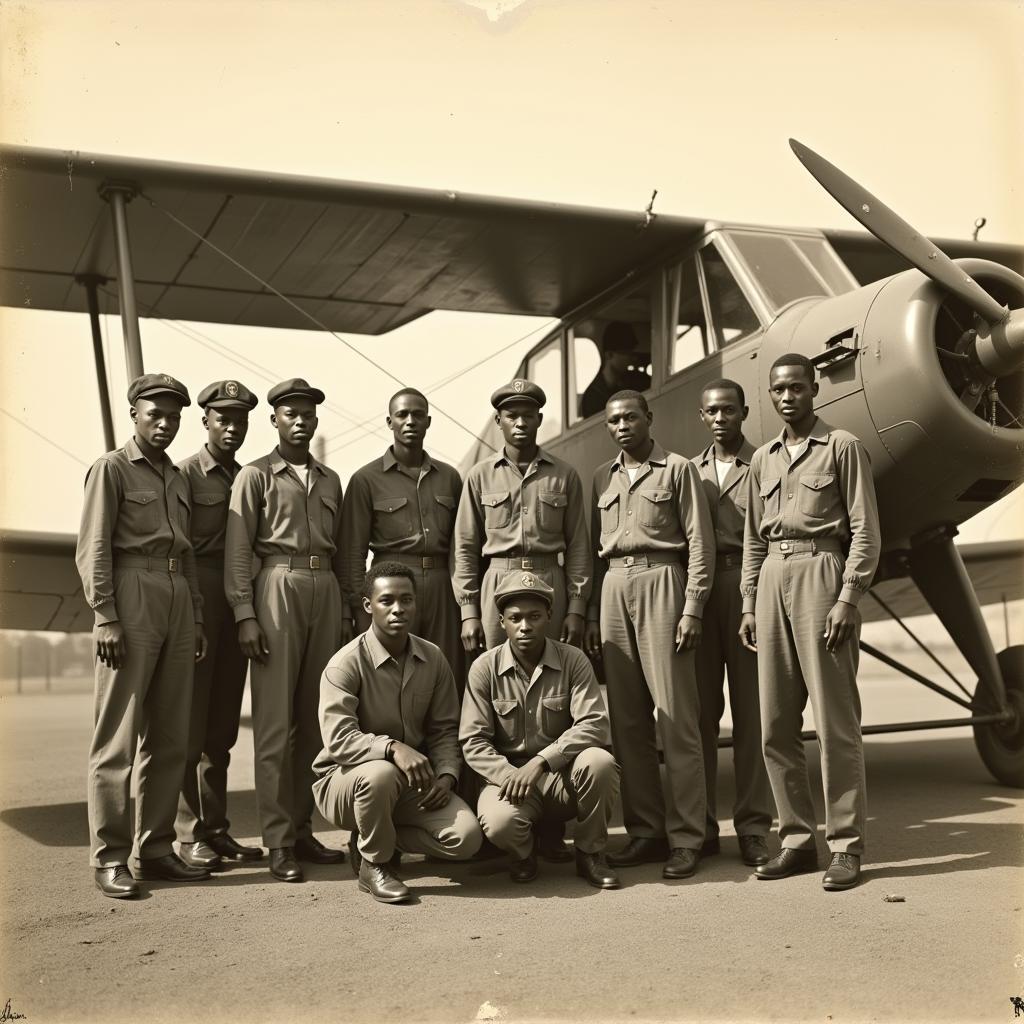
[625,530,630,535]
[788,493,793,499]
[425,528,430,533]
[627,510,633,516]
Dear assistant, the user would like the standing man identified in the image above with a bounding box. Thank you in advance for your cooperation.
[739,353,880,891]
[693,379,773,867]
[460,572,621,889]
[77,373,210,899]
[175,380,264,869]
[225,378,349,883]
[584,390,715,880]
[313,562,482,904]
[341,388,463,687]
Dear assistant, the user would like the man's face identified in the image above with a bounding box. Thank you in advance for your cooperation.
[131,395,184,451]
[605,397,652,453]
[204,407,250,455]
[499,597,551,660]
[768,364,817,424]
[363,575,416,641]
[699,387,747,446]
[387,393,431,448]
[494,400,542,448]
[271,398,318,445]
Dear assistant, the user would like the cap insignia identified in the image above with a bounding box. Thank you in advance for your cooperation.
[513,380,525,393]
[225,381,239,398]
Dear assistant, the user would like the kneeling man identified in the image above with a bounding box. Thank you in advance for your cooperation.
[313,562,482,903]
[460,572,620,889]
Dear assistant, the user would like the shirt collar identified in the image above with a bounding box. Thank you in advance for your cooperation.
[492,446,553,469]
[125,435,172,470]
[699,438,755,467]
[768,416,831,453]
[198,443,239,477]
[382,447,434,475]
[612,439,668,472]
[363,627,428,669]
[269,447,327,477]
[496,637,563,678]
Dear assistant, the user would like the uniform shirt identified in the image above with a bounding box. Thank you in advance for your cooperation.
[177,444,241,560]
[695,438,756,556]
[740,417,881,614]
[313,628,462,782]
[452,447,591,621]
[341,448,461,615]
[224,447,347,623]
[75,436,203,627]
[460,638,610,785]
[588,440,715,621]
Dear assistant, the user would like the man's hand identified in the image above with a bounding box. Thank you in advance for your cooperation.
[238,618,270,664]
[461,617,486,654]
[417,773,455,811]
[498,756,547,805]
[195,625,208,663]
[824,601,858,652]
[675,614,702,652]
[96,622,127,669]
[339,619,354,646]
[739,613,757,653]
[560,612,585,647]
[584,621,602,662]
[389,741,435,791]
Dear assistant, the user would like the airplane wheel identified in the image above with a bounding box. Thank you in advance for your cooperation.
[973,645,1024,788]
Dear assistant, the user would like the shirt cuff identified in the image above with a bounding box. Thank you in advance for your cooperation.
[93,602,118,627]
[538,743,569,772]
[460,602,481,622]
[369,735,393,761]
[682,598,705,619]
[566,597,587,618]
[741,596,757,616]
[193,606,205,626]
[232,602,256,623]
[838,586,864,607]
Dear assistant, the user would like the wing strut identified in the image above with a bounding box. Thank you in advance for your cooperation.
[99,183,144,380]
[79,275,116,451]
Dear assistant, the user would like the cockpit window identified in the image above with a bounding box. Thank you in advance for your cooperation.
[699,243,761,348]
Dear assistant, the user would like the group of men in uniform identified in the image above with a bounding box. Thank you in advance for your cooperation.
[77,350,879,903]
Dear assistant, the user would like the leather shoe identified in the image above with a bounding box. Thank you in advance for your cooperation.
[607,836,669,867]
[358,859,410,903]
[94,865,139,899]
[207,833,264,861]
[662,847,699,879]
[755,847,819,880]
[822,852,861,891]
[178,840,223,870]
[509,849,539,883]
[295,835,345,864]
[701,835,721,857]
[739,835,771,867]
[347,831,400,877]
[133,853,211,882]
[535,821,574,863]
[575,849,620,889]
[269,847,304,883]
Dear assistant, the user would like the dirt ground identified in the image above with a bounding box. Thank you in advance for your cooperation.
[0,681,1021,1024]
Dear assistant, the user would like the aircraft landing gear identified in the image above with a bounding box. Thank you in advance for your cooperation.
[973,646,1024,788]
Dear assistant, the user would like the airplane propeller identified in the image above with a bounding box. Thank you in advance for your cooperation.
[789,139,1024,413]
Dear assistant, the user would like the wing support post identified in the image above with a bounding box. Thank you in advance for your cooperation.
[76,274,115,452]
[98,182,144,381]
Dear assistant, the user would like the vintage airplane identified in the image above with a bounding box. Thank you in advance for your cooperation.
[1,141,1022,786]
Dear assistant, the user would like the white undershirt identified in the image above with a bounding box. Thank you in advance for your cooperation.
[714,457,733,487]
[626,464,642,484]
[786,440,808,464]
[293,462,311,491]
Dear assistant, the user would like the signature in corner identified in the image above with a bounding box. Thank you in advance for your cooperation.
[1012,996,1024,1018]
[0,999,26,1023]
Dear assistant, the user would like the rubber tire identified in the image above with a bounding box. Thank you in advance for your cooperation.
[973,645,1024,788]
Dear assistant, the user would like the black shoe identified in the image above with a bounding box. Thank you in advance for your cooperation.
[662,847,699,879]
[536,821,574,863]
[755,847,819,880]
[739,835,771,867]
[178,840,223,870]
[206,833,264,861]
[358,860,410,903]
[509,848,538,883]
[269,847,304,883]
[133,853,211,882]
[347,830,400,877]
[295,835,345,864]
[575,849,621,889]
[606,836,670,867]
[94,865,139,899]
[822,852,861,891]
[701,835,721,857]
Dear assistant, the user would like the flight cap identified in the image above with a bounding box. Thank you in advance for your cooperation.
[198,380,258,411]
[267,378,326,407]
[494,571,554,611]
[490,378,546,410]
[127,373,191,407]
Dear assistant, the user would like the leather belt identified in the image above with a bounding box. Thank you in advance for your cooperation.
[490,554,559,571]
[607,552,681,569]
[716,552,743,570]
[378,552,445,571]
[262,554,331,570]
[767,538,844,556]
[115,555,181,573]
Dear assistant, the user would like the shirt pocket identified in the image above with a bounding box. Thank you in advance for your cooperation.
[759,478,781,519]
[597,490,619,535]
[191,491,227,539]
[321,494,340,538]
[491,698,521,744]
[481,490,512,531]
[798,473,838,520]
[537,490,567,536]
[433,494,456,545]
[373,496,412,542]
[540,692,571,740]
[123,489,160,532]
[638,488,674,530]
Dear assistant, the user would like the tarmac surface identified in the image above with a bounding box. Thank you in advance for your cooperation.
[0,679,1022,1024]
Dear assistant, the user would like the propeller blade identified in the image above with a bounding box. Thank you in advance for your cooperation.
[789,139,1008,324]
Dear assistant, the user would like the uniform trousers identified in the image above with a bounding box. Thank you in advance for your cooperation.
[175,561,248,843]
[88,568,195,867]
[696,564,773,839]
[250,565,341,849]
[312,761,482,864]
[481,562,567,649]
[601,562,706,850]
[476,747,619,859]
[755,549,866,855]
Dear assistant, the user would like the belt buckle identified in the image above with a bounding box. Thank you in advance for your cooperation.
[167,557,179,573]
[521,558,533,570]
[309,555,321,570]
[422,556,435,570]
[779,541,790,553]
[624,555,635,567]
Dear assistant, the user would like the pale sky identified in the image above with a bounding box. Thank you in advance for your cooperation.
[1,0,1022,541]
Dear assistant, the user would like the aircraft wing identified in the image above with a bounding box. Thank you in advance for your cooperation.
[0,146,705,334]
